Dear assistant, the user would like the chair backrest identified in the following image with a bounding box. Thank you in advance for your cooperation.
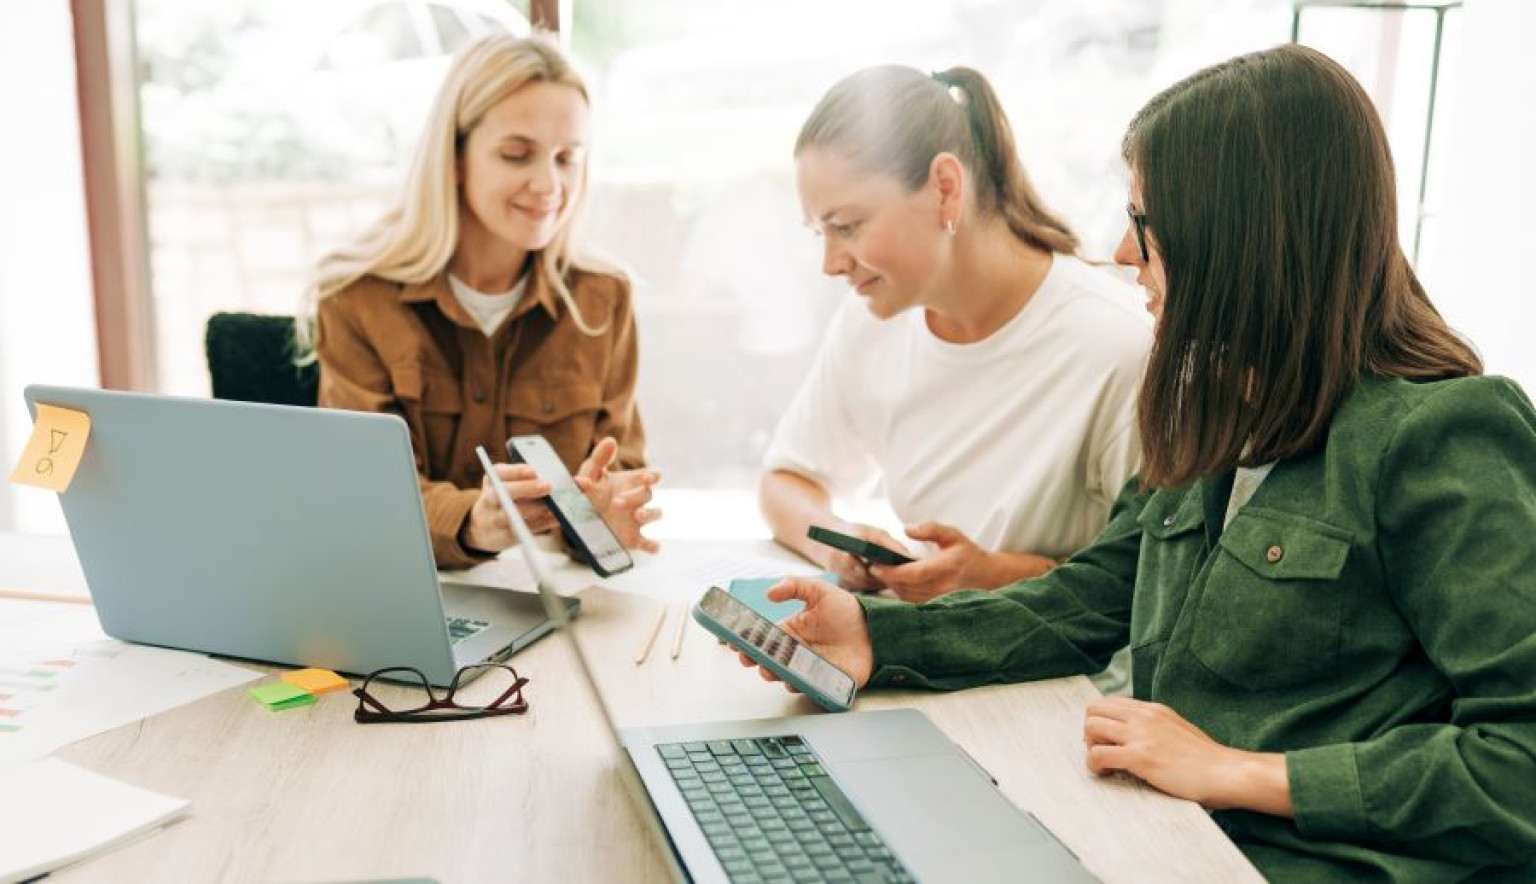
[204,312,319,406]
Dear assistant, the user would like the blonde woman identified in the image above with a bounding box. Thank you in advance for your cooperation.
[298,35,659,570]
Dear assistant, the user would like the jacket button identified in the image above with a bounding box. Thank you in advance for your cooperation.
[1266,545,1284,564]
[472,389,487,404]
[1162,515,1176,527]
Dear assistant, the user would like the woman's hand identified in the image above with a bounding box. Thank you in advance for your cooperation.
[873,522,1057,602]
[870,521,985,602]
[737,577,875,690]
[1083,697,1293,816]
[463,463,555,553]
[823,524,912,592]
[573,437,662,554]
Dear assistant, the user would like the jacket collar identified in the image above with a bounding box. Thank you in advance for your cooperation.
[396,258,562,328]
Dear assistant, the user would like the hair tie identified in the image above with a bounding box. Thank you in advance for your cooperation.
[930,71,965,106]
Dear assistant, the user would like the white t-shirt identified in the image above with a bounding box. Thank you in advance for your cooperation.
[763,254,1152,559]
[449,272,527,337]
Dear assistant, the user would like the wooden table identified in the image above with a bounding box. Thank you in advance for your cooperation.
[1,533,1260,882]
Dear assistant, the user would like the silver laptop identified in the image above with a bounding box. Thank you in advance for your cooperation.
[477,447,1096,883]
[23,386,576,686]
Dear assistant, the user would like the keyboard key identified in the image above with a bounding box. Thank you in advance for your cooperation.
[658,744,687,760]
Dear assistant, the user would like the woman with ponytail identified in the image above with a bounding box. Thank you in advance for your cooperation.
[761,65,1152,631]
[297,35,659,569]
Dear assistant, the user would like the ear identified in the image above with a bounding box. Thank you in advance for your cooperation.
[928,152,965,230]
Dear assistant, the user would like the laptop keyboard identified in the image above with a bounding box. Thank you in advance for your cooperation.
[445,617,490,645]
[657,735,915,883]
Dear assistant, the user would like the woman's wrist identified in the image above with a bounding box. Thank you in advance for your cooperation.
[1209,749,1293,817]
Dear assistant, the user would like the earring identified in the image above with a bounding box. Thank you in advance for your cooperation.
[944,219,957,237]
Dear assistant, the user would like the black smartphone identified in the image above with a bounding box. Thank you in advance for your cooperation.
[693,586,856,712]
[505,435,634,577]
[806,525,914,567]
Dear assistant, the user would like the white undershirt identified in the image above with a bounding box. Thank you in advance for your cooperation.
[448,273,527,337]
[762,254,1153,558]
[1223,462,1277,528]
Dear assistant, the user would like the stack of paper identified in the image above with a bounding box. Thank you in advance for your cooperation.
[0,757,188,882]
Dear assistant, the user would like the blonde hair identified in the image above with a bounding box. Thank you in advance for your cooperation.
[296,33,605,358]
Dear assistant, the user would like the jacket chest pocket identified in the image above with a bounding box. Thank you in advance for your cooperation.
[389,361,463,480]
[1189,510,1352,691]
[504,379,604,471]
[1133,491,1207,652]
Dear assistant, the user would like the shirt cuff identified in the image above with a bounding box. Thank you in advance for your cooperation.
[1288,742,1370,841]
[859,594,925,688]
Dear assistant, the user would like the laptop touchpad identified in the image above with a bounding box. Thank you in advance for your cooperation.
[839,754,1044,849]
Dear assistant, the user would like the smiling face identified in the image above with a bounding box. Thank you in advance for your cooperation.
[457,82,588,257]
[795,146,950,320]
[1113,175,1167,320]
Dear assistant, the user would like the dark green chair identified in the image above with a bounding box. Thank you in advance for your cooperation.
[204,312,319,407]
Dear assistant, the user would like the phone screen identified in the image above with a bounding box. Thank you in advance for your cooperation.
[507,436,631,573]
[699,586,855,707]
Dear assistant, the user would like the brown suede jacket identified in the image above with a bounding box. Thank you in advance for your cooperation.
[315,262,645,568]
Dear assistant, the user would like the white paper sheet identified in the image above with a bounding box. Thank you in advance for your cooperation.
[0,600,260,769]
[0,757,189,883]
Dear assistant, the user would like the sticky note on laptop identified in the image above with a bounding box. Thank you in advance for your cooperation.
[248,682,316,711]
[281,668,348,695]
[9,404,92,492]
[727,574,836,622]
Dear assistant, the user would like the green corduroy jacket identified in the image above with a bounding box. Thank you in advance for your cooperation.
[861,375,1536,882]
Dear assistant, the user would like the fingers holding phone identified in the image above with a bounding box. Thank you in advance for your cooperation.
[808,524,914,592]
[870,521,982,603]
[465,464,554,553]
[729,578,874,697]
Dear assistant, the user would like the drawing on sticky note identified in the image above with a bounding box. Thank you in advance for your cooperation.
[9,404,92,492]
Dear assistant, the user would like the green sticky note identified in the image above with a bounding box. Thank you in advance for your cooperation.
[249,681,316,710]
[727,574,835,622]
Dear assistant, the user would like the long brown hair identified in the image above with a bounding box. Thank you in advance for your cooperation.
[1124,44,1481,488]
[795,65,1078,255]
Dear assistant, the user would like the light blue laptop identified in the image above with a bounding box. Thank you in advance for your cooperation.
[23,385,575,686]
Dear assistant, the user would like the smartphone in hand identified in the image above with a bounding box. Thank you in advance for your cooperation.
[505,435,634,577]
[692,585,856,712]
[807,525,914,567]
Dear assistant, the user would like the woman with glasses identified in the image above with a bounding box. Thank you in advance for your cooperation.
[297,35,659,569]
[761,65,1153,630]
[740,45,1536,880]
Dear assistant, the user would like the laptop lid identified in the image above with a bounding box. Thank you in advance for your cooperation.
[22,386,556,685]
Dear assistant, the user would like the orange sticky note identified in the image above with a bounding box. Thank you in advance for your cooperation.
[281,668,348,695]
[9,404,92,492]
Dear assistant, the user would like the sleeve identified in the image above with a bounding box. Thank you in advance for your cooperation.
[761,303,880,496]
[1286,377,1536,868]
[860,476,1147,691]
[1085,318,1148,508]
[315,293,486,570]
[593,274,647,471]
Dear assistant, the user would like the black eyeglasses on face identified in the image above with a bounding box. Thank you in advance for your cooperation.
[352,663,530,724]
[1126,203,1150,263]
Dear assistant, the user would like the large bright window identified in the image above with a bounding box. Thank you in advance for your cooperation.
[120,0,1528,539]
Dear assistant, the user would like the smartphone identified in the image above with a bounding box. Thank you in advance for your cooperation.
[807,525,914,567]
[692,585,856,713]
[505,435,634,577]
